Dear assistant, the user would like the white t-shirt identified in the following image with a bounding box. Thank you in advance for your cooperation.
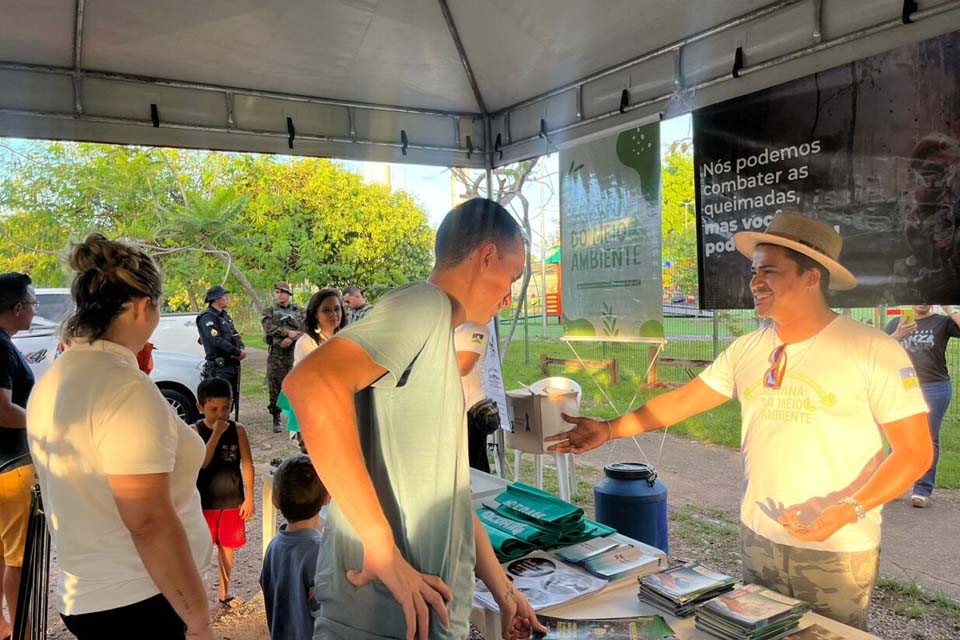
[454,321,489,409]
[699,316,928,553]
[26,339,212,615]
[293,333,323,365]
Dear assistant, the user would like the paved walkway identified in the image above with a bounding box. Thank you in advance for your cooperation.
[243,349,960,601]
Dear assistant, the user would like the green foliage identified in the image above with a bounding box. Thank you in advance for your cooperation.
[661,149,698,296]
[0,142,434,311]
[227,156,433,294]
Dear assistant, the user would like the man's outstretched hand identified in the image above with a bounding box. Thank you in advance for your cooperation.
[544,413,611,454]
[347,542,453,640]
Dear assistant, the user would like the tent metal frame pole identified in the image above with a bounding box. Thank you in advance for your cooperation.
[437,0,488,117]
[0,107,466,155]
[437,0,495,183]
[0,61,479,120]
[491,0,806,118]
[496,0,960,157]
[71,0,84,115]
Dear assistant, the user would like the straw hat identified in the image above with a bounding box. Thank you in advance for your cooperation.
[733,211,857,290]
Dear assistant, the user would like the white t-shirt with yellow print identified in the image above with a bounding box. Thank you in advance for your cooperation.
[699,315,928,553]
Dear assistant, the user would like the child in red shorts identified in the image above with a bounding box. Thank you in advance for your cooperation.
[191,377,254,608]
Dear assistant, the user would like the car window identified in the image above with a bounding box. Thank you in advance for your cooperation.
[35,292,74,322]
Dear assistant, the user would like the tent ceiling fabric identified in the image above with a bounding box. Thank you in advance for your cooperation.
[1,0,959,168]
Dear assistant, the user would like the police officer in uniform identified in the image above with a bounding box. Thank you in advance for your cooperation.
[261,281,303,432]
[197,285,246,419]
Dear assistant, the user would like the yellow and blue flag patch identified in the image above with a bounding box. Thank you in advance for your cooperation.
[899,367,919,390]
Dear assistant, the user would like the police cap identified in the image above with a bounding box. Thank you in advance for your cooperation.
[204,285,230,303]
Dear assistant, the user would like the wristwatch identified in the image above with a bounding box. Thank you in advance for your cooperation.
[839,497,866,521]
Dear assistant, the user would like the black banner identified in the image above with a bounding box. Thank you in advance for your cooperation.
[694,31,960,309]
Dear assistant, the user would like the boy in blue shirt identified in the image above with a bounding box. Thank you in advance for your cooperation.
[260,454,328,640]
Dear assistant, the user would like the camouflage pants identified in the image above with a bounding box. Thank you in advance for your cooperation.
[741,526,879,630]
[266,350,294,417]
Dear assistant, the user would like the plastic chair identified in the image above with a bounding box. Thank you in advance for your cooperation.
[510,377,582,502]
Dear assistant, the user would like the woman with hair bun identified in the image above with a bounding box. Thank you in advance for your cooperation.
[26,234,213,639]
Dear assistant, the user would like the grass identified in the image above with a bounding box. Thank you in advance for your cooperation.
[875,576,960,622]
[499,336,742,449]
[668,504,740,543]
[498,332,960,488]
[243,333,268,351]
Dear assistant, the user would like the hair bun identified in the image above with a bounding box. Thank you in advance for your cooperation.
[69,233,142,278]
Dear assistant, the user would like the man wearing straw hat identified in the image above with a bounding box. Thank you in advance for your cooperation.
[550,211,933,629]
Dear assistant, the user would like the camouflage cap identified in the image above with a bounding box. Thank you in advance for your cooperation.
[274,281,293,295]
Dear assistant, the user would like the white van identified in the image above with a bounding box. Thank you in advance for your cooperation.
[21,291,205,423]
[35,288,205,358]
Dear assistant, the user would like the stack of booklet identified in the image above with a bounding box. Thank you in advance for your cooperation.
[533,614,678,639]
[695,584,809,639]
[554,533,666,582]
[637,562,737,616]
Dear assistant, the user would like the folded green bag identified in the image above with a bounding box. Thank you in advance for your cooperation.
[482,526,537,562]
[494,482,584,529]
[277,390,299,433]
[477,507,559,548]
[556,518,617,546]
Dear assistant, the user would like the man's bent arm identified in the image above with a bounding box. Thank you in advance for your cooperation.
[283,336,395,559]
[283,336,452,640]
[473,514,546,638]
[782,412,933,542]
[852,413,933,513]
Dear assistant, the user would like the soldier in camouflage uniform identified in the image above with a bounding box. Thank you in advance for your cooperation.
[261,281,303,432]
[343,285,374,323]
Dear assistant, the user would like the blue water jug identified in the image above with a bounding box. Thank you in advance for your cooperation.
[594,462,668,554]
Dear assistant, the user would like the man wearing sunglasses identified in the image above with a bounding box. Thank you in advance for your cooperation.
[0,272,38,638]
[549,211,932,630]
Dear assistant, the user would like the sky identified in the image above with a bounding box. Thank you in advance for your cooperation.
[338,113,693,231]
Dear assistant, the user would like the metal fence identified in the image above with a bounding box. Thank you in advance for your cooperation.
[501,307,960,419]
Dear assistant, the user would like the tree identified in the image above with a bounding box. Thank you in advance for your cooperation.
[0,142,435,316]
[661,145,699,296]
[450,158,554,360]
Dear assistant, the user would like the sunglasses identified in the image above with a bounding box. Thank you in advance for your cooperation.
[763,344,787,390]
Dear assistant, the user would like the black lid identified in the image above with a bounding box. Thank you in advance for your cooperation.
[604,462,656,480]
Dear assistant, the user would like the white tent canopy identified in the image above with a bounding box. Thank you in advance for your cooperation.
[2,0,959,168]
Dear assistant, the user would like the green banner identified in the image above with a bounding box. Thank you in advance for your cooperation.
[559,123,663,341]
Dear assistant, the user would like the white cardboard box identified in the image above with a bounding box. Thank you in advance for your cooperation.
[504,387,579,454]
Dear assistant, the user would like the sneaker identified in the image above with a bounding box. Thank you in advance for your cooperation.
[272,416,283,433]
[911,494,929,508]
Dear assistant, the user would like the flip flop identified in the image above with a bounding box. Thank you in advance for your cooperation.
[219,595,245,609]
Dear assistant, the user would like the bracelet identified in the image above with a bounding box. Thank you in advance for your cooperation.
[839,497,866,521]
[604,420,613,440]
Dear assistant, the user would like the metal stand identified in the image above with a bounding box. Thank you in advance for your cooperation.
[13,483,50,640]
[490,429,507,478]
